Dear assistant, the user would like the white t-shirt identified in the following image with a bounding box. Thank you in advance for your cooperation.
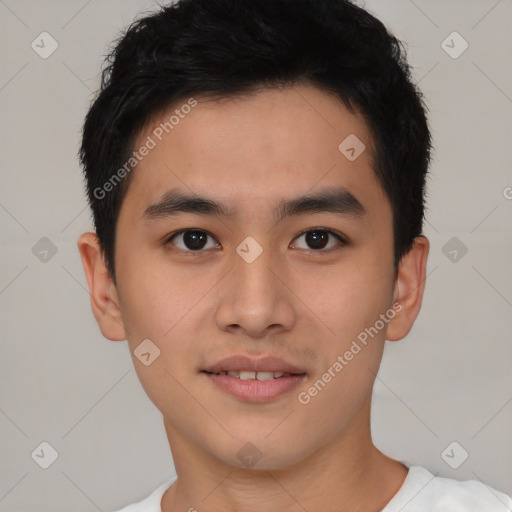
[113,464,512,511]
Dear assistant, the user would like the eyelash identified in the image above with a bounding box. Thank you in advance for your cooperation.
[164,227,347,255]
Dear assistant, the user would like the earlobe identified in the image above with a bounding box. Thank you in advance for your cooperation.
[386,236,430,341]
[77,232,127,341]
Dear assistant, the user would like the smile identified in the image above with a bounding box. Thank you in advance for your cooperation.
[201,371,307,402]
[204,370,297,380]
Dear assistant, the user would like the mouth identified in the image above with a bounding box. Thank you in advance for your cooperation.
[200,355,308,402]
[202,370,304,380]
[202,354,307,375]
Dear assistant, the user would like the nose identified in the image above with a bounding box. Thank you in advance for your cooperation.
[214,247,297,339]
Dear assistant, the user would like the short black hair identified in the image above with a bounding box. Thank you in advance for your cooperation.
[80,0,432,283]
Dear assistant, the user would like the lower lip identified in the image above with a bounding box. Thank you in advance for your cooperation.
[202,372,307,402]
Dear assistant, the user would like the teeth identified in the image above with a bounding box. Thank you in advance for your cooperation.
[219,371,292,380]
[239,371,256,380]
[256,371,274,381]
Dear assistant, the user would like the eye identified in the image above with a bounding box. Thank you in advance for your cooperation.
[165,227,346,254]
[291,228,346,252]
[166,229,220,252]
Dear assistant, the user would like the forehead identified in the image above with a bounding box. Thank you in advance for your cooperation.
[121,84,385,219]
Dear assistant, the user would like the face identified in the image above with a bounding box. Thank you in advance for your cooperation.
[80,84,427,470]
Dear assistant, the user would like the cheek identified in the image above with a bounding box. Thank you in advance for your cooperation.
[117,263,201,411]
[117,251,202,338]
[116,257,218,388]
[294,259,393,342]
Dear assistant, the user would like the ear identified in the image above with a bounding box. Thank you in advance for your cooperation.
[386,236,429,341]
[77,232,127,341]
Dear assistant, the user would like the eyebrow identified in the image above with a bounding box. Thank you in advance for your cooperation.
[142,186,365,224]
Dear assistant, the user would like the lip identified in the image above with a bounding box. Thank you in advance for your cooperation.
[202,372,307,402]
[202,355,306,374]
[201,355,308,403]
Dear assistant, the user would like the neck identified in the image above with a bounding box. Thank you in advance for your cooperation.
[161,395,407,512]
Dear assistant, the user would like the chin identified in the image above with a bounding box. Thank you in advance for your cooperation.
[211,433,316,472]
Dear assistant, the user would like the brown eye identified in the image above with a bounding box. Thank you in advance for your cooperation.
[292,229,345,252]
[305,230,329,249]
[167,229,219,252]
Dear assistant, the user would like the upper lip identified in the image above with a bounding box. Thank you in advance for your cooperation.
[203,355,307,374]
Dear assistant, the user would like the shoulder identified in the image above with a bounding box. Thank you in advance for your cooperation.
[385,465,512,512]
[111,477,176,512]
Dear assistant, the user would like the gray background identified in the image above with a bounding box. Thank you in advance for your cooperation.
[1,0,511,510]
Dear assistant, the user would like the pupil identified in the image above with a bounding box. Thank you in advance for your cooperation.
[184,230,207,250]
[306,230,328,249]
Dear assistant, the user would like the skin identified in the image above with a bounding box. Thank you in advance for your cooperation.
[78,83,429,512]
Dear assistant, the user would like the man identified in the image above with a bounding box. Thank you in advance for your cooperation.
[77,0,512,510]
